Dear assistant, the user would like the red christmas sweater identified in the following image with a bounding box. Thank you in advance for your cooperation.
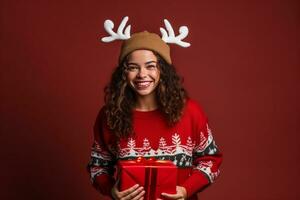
[87,99,222,199]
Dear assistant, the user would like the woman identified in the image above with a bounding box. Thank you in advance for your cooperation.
[88,31,222,200]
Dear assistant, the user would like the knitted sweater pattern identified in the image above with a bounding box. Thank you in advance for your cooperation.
[88,99,222,199]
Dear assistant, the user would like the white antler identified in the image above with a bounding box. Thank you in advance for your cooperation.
[160,19,191,47]
[101,16,131,42]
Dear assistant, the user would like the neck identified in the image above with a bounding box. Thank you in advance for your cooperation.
[135,95,158,111]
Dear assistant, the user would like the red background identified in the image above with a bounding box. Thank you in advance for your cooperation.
[1,0,299,199]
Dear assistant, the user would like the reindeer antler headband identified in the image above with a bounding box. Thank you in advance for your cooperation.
[101,16,191,64]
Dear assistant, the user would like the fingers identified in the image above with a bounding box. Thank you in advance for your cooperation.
[124,185,144,200]
[119,184,140,197]
[131,189,145,200]
[160,186,187,200]
[113,184,145,200]
[161,192,182,199]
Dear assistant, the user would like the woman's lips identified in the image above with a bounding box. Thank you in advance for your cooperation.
[134,81,152,90]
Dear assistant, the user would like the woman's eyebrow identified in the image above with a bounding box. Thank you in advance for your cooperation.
[127,61,157,65]
[126,62,139,66]
[145,61,157,65]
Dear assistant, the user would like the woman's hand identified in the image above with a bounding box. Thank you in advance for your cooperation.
[158,186,187,200]
[111,183,145,200]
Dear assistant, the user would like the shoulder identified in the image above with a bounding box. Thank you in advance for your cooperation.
[183,98,208,127]
[185,98,206,116]
[94,106,110,134]
[93,106,116,142]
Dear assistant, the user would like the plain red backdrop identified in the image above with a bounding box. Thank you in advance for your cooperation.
[1,0,299,199]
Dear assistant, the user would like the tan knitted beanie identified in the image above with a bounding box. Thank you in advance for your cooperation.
[119,31,172,64]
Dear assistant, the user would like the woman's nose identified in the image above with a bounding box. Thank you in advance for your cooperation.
[137,66,147,77]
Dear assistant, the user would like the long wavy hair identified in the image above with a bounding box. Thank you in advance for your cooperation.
[103,51,188,138]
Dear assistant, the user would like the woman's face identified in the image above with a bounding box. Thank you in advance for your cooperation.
[125,49,161,99]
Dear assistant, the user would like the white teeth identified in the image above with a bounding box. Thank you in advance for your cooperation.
[137,82,150,86]
[135,81,151,88]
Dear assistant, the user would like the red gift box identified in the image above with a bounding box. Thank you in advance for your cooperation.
[118,157,177,200]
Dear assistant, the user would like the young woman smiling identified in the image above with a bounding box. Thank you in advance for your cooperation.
[88,31,222,200]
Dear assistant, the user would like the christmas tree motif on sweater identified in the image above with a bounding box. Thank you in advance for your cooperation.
[118,133,194,167]
[186,136,195,153]
[172,133,189,154]
[119,137,138,158]
[172,133,181,146]
[142,138,151,150]
[194,123,214,154]
[195,132,208,152]
[127,137,139,157]
[157,137,170,157]
[140,138,157,156]
[171,133,192,166]
[118,124,218,167]
[127,138,136,149]
[159,137,167,150]
[89,122,221,183]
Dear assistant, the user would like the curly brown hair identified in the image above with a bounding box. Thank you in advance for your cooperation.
[103,51,188,138]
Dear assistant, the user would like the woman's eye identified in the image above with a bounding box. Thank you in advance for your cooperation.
[127,66,138,71]
[146,65,156,69]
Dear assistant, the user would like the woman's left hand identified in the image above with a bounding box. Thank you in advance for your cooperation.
[158,186,187,200]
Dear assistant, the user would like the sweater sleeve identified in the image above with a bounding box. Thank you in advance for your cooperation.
[87,108,116,199]
[181,101,223,198]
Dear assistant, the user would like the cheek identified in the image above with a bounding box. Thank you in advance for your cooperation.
[153,71,160,80]
[125,73,135,81]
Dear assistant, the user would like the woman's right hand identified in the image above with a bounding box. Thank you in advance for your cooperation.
[111,183,145,200]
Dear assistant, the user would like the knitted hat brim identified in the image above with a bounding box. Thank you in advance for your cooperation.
[119,31,172,64]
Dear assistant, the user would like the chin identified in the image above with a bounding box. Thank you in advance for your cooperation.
[136,91,153,96]
[134,88,156,96]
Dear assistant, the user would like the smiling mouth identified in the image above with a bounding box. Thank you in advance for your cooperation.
[134,81,152,89]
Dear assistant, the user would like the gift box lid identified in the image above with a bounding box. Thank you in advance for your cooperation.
[118,159,177,187]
